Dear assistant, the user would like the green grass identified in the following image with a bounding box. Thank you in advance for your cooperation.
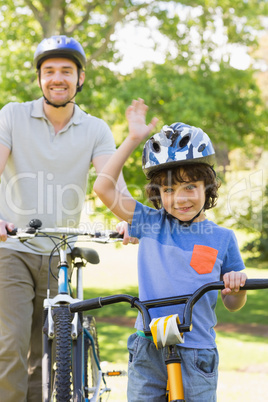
[83,286,139,319]
[215,267,268,325]
[215,288,268,325]
[97,322,135,363]
[217,330,268,371]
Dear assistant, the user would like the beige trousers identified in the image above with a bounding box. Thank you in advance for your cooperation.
[0,249,59,402]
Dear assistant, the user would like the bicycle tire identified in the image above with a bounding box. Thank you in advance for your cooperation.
[83,315,101,401]
[54,306,72,402]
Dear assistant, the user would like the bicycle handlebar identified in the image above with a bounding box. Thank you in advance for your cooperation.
[7,225,123,243]
[70,294,153,336]
[69,279,268,335]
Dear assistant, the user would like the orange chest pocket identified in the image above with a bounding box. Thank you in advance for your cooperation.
[190,245,218,275]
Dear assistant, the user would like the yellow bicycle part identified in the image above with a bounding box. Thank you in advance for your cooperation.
[150,315,185,401]
[166,353,185,401]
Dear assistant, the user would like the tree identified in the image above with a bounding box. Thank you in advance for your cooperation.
[0,0,267,207]
[102,59,266,201]
[235,184,268,263]
[253,30,268,106]
[0,0,267,108]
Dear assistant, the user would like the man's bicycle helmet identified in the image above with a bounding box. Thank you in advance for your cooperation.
[34,35,86,107]
[142,122,215,179]
[34,35,86,70]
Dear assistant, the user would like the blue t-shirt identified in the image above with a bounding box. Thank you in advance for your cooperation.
[129,201,245,349]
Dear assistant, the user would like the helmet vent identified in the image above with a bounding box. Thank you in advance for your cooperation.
[151,141,161,153]
[165,129,174,139]
[198,143,206,152]
[179,135,190,148]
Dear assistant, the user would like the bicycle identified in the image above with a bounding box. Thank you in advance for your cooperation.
[69,278,268,402]
[8,218,124,402]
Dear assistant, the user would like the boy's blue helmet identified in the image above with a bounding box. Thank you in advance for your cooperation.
[142,122,216,179]
[34,35,86,70]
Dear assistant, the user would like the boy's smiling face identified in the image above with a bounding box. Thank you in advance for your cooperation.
[159,171,206,223]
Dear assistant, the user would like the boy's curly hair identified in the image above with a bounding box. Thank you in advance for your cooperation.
[145,163,221,210]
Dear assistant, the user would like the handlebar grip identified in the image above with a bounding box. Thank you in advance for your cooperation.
[6,227,18,236]
[243,278,268,290]
[69,297,102,313]
[108,232,124,239]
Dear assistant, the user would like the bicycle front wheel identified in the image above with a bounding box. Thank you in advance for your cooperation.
[54,306,72,402]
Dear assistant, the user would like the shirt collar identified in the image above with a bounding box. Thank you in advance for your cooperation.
[31,97,85,126]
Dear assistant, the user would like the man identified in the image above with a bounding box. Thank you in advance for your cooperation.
[0,35,131,401]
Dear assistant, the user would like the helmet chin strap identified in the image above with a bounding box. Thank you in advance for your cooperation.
[166,206,205,227]
[178,207,204,227]
[43,92,76,108]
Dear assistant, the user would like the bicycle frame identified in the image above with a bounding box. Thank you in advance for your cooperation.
[41,235,106,402]
[8,221,123,402]
[70,278,268,402]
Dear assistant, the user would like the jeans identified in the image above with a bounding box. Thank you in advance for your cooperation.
[127,332,219,402]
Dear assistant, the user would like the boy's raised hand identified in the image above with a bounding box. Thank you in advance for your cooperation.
[126,98,158,141]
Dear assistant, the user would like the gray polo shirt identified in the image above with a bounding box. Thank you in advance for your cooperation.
[0,97,116,254]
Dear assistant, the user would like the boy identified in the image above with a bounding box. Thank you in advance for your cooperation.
[94,99,247,401]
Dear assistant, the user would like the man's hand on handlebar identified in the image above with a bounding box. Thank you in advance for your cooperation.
[0,220,15,242]
[116,221,139,245]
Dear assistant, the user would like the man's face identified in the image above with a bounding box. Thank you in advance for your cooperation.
[38,58,85,106]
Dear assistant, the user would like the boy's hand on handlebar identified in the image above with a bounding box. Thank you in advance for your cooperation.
[222,271,247,295]
[0,220,15,242]
[116,221,139,245]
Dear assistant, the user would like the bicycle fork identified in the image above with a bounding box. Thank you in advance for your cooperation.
[165,346,185,402]
[150,314,185,402]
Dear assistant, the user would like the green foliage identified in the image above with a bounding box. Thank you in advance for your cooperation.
[111,61,266,149]
[0,0,266,109]
[240,185,268,262]
[103,61,267,204]
[0,0,267,224]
